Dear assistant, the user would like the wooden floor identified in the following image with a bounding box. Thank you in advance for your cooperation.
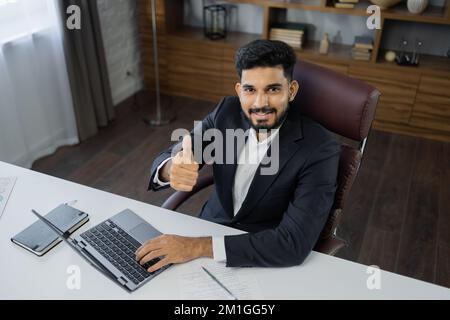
[32,92,450,289]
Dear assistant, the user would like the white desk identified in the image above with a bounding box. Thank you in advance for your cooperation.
[0,161,449,300]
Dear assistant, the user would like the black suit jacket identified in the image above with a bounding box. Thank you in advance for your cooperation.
[149,96,340,268]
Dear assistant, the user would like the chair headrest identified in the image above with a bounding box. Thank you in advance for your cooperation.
[291,61,380,141]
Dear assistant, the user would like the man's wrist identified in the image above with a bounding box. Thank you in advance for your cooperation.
[193,237,213,258]
[159,159,172,183]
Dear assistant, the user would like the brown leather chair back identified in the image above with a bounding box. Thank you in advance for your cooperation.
[291,61,380,253]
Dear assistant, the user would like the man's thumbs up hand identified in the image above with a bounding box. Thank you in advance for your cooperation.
[169,135,199,192]
[180,134,194,164]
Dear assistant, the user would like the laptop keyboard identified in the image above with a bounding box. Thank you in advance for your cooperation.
[80,220,160,285]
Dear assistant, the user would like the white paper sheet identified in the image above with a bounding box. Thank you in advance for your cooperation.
[179,259,261,300]
[0,177,17,219]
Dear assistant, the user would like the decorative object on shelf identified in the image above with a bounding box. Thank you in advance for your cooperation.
[369,0,402,10]
[411,39,423,64]
[396,38,422,66]
[352,36,373,61]
[319,33,330,55]
[406,0,429,14]
[396,38,411,65]
[334,0,359,9]
[203,0,227,40]
[385,50,397,62]
[269,22,307,49]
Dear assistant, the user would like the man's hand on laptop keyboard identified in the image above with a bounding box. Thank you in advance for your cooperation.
[135,235,213,273]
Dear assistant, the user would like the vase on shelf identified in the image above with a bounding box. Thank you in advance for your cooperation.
[319,33,330,55]
[407,0,429,14]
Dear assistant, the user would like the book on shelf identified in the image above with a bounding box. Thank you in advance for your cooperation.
[269,23,307,49]
[338,0,359,3]
[352,47,372,54]
[352,50,371,56]
[354,43,374,50]
[270,36,302,48]
[334,2,355,8]
[270,29,303,36]
[270,36,302,44]
[352,36,372,61]
[270,29,304,37]
[270,26,305,33]
[270,33,304,41]
[351,48,372,61]
[354,36,374,50]
[270,37,303,44]
[271,22,307,32]
[270,36,303,44]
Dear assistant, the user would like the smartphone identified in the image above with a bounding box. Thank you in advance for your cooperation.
[11,204,89,256]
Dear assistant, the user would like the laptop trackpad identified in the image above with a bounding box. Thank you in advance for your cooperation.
[130,223,162,244]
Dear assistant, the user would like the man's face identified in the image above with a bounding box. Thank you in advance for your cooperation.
[235,66,299,131]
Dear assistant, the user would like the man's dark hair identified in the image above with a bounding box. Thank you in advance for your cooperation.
[235,39,297,81]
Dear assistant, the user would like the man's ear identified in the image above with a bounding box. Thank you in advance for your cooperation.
[235,82,241,97]
[289,80,300,102]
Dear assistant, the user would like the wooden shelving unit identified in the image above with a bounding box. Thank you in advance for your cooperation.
[138,0,450,142]
[166,25,261,47]
[227,0,449,23]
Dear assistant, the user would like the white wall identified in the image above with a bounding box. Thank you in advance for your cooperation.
[97,0,143,106]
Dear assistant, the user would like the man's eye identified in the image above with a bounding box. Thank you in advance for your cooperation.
[268,88,280,93]
[244,88,254,92]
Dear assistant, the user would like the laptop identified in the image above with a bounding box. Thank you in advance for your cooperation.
[32,208,171,292]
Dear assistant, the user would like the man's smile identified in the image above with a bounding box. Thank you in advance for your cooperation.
[252,111,274,122]
[249,107,276,122]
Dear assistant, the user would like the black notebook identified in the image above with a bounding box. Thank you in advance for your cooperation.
[11,204,89,256]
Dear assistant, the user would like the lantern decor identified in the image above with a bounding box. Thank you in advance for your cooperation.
[203,1,227,40]
[395,38,423,67]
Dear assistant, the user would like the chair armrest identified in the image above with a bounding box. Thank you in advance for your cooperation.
[314,208,346,255]
[161,174,214,211]
[314,236,346,256]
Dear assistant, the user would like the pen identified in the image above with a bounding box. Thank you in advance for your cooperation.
[201,266,238,300]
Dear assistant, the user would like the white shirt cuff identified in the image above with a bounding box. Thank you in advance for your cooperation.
[153,157,172,187]
[212,236,227,262]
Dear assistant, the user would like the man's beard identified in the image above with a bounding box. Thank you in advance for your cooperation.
[246,105,290,132]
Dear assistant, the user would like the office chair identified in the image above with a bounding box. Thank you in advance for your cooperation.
[161,60,380,256]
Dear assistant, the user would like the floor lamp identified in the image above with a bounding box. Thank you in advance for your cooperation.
[143,0,174,126]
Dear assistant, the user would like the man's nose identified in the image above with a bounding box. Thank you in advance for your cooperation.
[253,93,268,108]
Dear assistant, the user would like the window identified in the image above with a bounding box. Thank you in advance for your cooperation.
[0,0,57,43]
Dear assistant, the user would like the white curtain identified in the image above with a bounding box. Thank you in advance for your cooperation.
[0,0,78,168]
